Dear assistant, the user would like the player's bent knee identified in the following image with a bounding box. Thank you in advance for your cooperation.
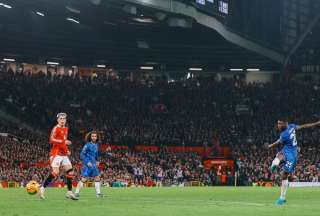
[52,167,60,174]
[281,171,289,180]
[94,176,101,182]
[64,165,73,171]
[276,152,284,161]
[51,171,59,178]
[65,168,74,179]
[51,166,59,172]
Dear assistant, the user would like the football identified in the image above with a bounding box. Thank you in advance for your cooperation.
[26,181,40,195]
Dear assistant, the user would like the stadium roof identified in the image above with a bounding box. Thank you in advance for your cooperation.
[293,20,320,66]
[0,0,281,71]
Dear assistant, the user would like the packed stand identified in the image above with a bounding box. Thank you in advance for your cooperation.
[0,72,320,185]
[0,126,216,186]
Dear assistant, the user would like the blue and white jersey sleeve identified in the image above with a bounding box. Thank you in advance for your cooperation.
[279,132,286,143]
[80,143,89,161]
[289,123,298,129]
[279,123,298,143]
[279,134,284,143]
[95,144,99,161]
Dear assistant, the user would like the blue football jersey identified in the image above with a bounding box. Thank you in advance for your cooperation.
[279,124,298,151]
[80,142,99,165]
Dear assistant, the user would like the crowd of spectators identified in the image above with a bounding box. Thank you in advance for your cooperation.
[0,71,320,186]
[234,145,320,185]
[99,149,216,187]
[0,127,216,186]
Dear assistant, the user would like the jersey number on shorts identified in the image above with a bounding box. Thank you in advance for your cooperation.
[285,161,293,169]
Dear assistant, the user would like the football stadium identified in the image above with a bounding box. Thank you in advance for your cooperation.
[0,0,320,215]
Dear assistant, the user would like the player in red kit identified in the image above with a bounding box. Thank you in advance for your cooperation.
[39,113,78,200]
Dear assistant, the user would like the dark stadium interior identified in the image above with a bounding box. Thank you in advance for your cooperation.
[0,0,280,70]
[0,1,320,212]
[292,20,320,68]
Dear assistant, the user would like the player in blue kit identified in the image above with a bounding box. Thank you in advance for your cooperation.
[268,118,320,205]
[75,131,104,198]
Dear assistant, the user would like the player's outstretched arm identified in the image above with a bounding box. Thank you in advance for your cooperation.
[296,120,320,130]
[268,139,281,148]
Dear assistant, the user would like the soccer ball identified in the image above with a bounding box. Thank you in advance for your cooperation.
[26,181,40,195]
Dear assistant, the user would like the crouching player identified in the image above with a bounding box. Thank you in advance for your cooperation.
[75,131,104,198]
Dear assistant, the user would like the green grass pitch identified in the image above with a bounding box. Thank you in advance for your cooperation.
[0,187,319,216]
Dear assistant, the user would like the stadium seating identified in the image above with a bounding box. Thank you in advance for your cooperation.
[0,72,319,186]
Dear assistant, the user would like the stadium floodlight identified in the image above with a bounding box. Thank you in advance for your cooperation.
[140,66,153,70]
[97,64,106,68]
[189,67,203,71]
[132,17,154,23]
[36,11,45,16]
[0,3,12,9]
[3,58,15,62]
[186,72,192,79]
[3,4,12,9]
[246,68,260,71]
[47,61,59,65]
[66,17,80,24]
[229,68,243,71]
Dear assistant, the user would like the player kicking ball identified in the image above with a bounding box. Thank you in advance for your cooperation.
[75,131,104,198]
[268,118,320,205]
[39,113,78,200]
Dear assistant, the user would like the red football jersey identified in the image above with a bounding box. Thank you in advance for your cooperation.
[49,125,69,156]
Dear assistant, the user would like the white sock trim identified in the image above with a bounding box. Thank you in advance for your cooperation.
[95,181,101,194]
[40,186,45,193]
[280,179,289,199]
[75,181,84,194]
